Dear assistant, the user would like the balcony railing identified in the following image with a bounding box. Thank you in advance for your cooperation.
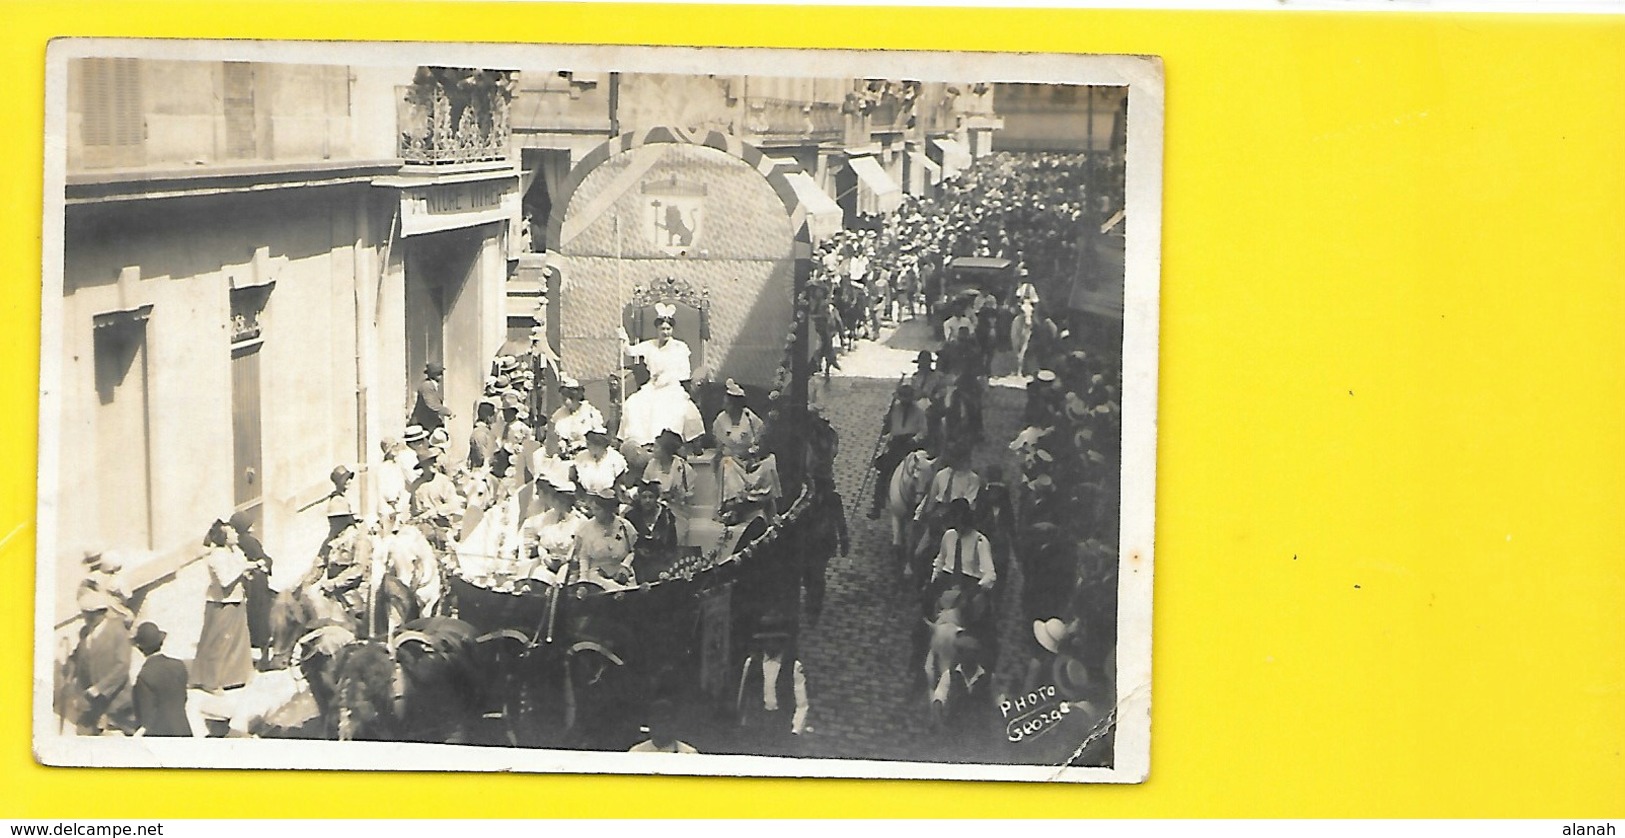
[397,78,513,165]
[741,98,845,142]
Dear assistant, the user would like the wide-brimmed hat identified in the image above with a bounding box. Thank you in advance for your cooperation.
[559,376,583,392]
[724,379,746,398]
[496,355,519,373]
[584,426,611,444]
[132,621,167,650]
[425,361,444,377]
[80,548,121,574]
[1033,618,1072,655]
[403,425,429,444]
[1052,655,1092,701]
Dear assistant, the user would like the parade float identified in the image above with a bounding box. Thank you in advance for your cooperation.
[437,128,828,733]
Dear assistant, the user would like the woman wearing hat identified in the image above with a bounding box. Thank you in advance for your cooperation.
[518,475,586,579]
[377,438,419,527]
[229,511,275,671]
[616,311,705,447]
[625,481,680,572]
[411,362,453,432]
[192,519,255,692]
[710,381,763,463]
[569,490,639,590]
[641,429,694,508]
[572,427,629,497]
[549,378,603,456]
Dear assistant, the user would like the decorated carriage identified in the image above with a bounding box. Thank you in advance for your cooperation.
[429,271,818,748]
[271,129,831,746]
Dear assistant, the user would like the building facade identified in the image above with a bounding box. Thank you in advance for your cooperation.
[55,59,520,655]
[505,71,1002,368]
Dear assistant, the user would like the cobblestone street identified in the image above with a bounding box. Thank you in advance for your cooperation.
[796,321,1031,764]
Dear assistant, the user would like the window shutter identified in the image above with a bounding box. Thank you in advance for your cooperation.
[80,58,143,167]
[223,62,257,159]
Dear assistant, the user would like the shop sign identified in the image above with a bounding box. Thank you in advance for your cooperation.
[400,178,516,236]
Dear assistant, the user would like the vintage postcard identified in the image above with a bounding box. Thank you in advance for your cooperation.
[34,38,1161,783]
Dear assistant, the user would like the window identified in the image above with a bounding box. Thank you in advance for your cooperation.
[91,308,154,549]
[223,62,257,160]
[80,58,144,168]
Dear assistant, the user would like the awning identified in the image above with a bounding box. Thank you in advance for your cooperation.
[783,171,845,241]
[908,151,941,193]
[931,138,973,179]
[848,155,902,216]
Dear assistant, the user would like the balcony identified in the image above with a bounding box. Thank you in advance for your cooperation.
[741,98,844,144]
[397,70,515,165]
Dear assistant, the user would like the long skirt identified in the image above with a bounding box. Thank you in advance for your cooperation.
[618,382,704,447]
[245,570,274,650]
[192,601,253,691]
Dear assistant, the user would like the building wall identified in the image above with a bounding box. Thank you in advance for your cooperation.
[554,142,796,395]
[56,185,402,631]
[616,74,739,136]
[52,58,520,674]
[992,84,1124,154]
[65,59,377,171]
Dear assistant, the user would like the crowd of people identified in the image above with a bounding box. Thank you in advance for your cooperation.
[798,150,1125,761]
[58,149,1126,764]
[59,305,835,746]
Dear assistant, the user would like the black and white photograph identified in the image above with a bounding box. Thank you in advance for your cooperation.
[34,40,1161,783]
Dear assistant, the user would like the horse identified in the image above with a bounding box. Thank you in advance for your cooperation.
[315,616,485,743]
[269,575,357,671]
[921,589,965,693]
[370,523,445,638]
[886,448,939,582]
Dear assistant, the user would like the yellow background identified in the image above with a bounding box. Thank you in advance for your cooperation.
[3,2,1623,818]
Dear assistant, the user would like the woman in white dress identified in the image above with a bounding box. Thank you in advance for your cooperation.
[518,477,586,583]
[616,310,705,447]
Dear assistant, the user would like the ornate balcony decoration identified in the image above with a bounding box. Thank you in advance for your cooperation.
[742,99,844,142]
[398,67,517,165]
[842,80,922,134]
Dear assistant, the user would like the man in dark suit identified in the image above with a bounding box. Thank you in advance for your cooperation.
[411,362,453,432]
[67,588,136,735]
[131,622,191,737]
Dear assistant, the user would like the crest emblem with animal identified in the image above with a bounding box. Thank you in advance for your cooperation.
[642,175,706,256]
